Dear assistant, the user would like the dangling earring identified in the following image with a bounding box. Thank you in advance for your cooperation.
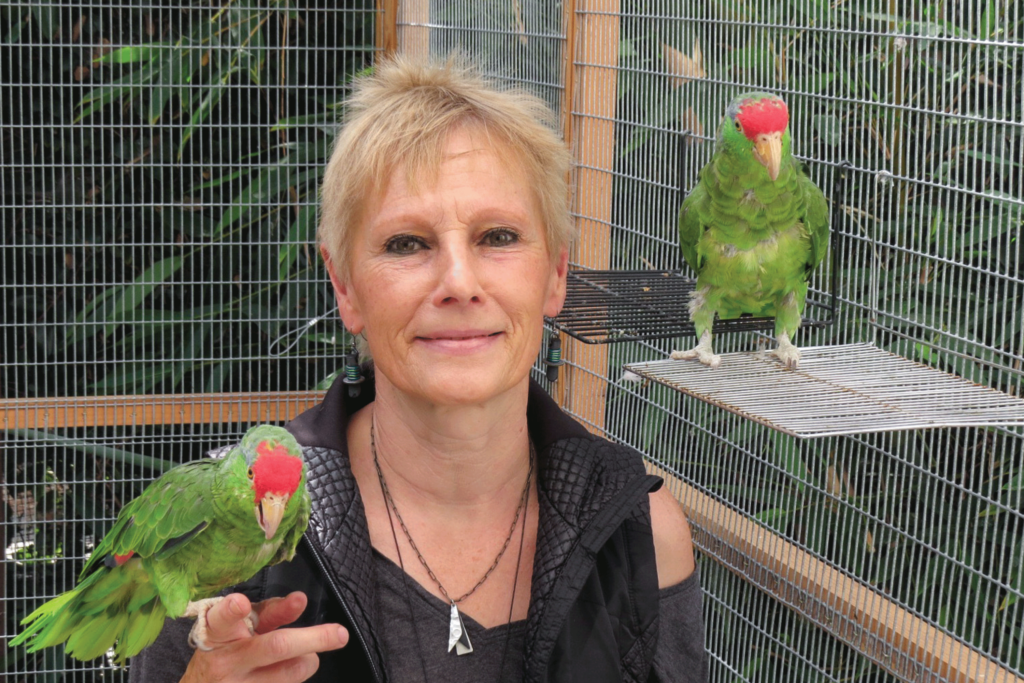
[342,345,365,397]
[544,334,563,382]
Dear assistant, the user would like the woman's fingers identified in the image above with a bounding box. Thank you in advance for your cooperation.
[182,621,349,683]
[242,653,322,683]
[202,594,258,647]
[245,623,349,672]
[252,591,308,634]
[180,591,349,682]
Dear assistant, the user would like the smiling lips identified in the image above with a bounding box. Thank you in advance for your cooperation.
[416,330,503,353]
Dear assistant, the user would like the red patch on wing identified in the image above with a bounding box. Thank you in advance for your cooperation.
[736,97,789,141]
[115,551,135,565]
[252,441,303,502]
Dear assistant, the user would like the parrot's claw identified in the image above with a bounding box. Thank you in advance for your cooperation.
[184,597,259,651]
[771,333,801,369]
[671,331,721,368]
[671,347,722,368]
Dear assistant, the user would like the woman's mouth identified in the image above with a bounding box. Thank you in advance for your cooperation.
[416,330,503,354]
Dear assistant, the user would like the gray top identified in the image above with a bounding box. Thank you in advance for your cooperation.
[374,549,528,682]
[128,557,707,683]
[372,549,707,683]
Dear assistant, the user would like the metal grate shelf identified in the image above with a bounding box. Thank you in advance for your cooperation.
[623,343,1024,438]
[546,269,834,344]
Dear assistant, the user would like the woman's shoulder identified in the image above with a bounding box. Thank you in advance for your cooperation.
[649,484,697,588]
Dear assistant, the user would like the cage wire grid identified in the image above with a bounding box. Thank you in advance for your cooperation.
[2,1,1023,683]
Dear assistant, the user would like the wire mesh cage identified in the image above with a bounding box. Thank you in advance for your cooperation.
[2,1,1023,682]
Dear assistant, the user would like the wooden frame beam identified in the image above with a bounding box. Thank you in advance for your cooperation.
[375,0,398,58]
[1,392,323,430]
[559,0,620,433]
[395,0,428,59]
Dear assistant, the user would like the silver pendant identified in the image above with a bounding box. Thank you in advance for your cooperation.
[447,602,473,655]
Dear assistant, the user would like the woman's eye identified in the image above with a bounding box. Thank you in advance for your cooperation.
[482,228,519,247]
[385,235,426,254]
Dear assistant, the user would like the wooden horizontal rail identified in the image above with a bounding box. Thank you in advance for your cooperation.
[0,392,325,431]
[649,462,1023,683]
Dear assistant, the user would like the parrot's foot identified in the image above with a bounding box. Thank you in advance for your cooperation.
[770,333,801,369]
[183,597,259,651]
[670,331,721,369]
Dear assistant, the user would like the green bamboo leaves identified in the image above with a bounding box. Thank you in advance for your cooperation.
[67,256,184,347]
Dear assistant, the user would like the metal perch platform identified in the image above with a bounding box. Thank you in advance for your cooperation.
[546,269,834,344]
[623,343,1024,438]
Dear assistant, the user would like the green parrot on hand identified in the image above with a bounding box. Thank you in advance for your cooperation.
[9,424,310,664]
[672,92,829,369]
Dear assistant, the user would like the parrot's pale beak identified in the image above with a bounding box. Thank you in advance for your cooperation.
[256,491,290,540]
[753,132,783,181]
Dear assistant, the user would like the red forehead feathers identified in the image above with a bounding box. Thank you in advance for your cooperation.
[252,440,303,501]
[736,97,789,140]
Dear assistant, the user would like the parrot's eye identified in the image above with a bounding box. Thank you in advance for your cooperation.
[247,467,254,480]
[734,120,743,132]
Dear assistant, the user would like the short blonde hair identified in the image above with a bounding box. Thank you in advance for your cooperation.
[318,54,574,280]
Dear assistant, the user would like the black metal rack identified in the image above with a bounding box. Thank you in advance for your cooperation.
[546,269,836,344]
[545,133,849,345]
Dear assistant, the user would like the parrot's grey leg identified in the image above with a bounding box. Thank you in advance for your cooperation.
[770,332,801,369]
[671,330,722,369]
[183,597,259,651]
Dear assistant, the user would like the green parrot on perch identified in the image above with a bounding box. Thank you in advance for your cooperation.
[672,91,829,369]
[9,424,310,664]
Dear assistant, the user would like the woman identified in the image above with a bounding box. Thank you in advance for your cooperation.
[130,55,707,683]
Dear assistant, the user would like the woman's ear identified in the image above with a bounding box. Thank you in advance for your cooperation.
[543,246,570,318]
[321,245,365,335]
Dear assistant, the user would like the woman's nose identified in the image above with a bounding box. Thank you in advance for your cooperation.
[433,242,484,306]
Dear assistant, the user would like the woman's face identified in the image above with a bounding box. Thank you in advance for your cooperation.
[328,127,568,406]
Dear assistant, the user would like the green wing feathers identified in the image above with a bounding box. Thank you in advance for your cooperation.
[797,172,830,270]
[81,460,217,578]
[678,179,709,273]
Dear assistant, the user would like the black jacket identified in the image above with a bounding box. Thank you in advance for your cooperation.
[233,375,664,682]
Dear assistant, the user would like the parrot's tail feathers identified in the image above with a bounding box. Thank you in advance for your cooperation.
[8,587,81,650]
[15,589,77,629]
[9,562,166,663]
[64,607,130,662]
[116,599,169,664]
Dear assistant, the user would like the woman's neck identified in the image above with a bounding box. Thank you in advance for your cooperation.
[357,374,534,511]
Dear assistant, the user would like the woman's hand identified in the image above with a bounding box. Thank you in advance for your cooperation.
[180,592,349,683]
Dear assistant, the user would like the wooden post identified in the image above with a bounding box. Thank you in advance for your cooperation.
[559,0,619,433]
[375,0,398,58]
[396,0,429,59]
